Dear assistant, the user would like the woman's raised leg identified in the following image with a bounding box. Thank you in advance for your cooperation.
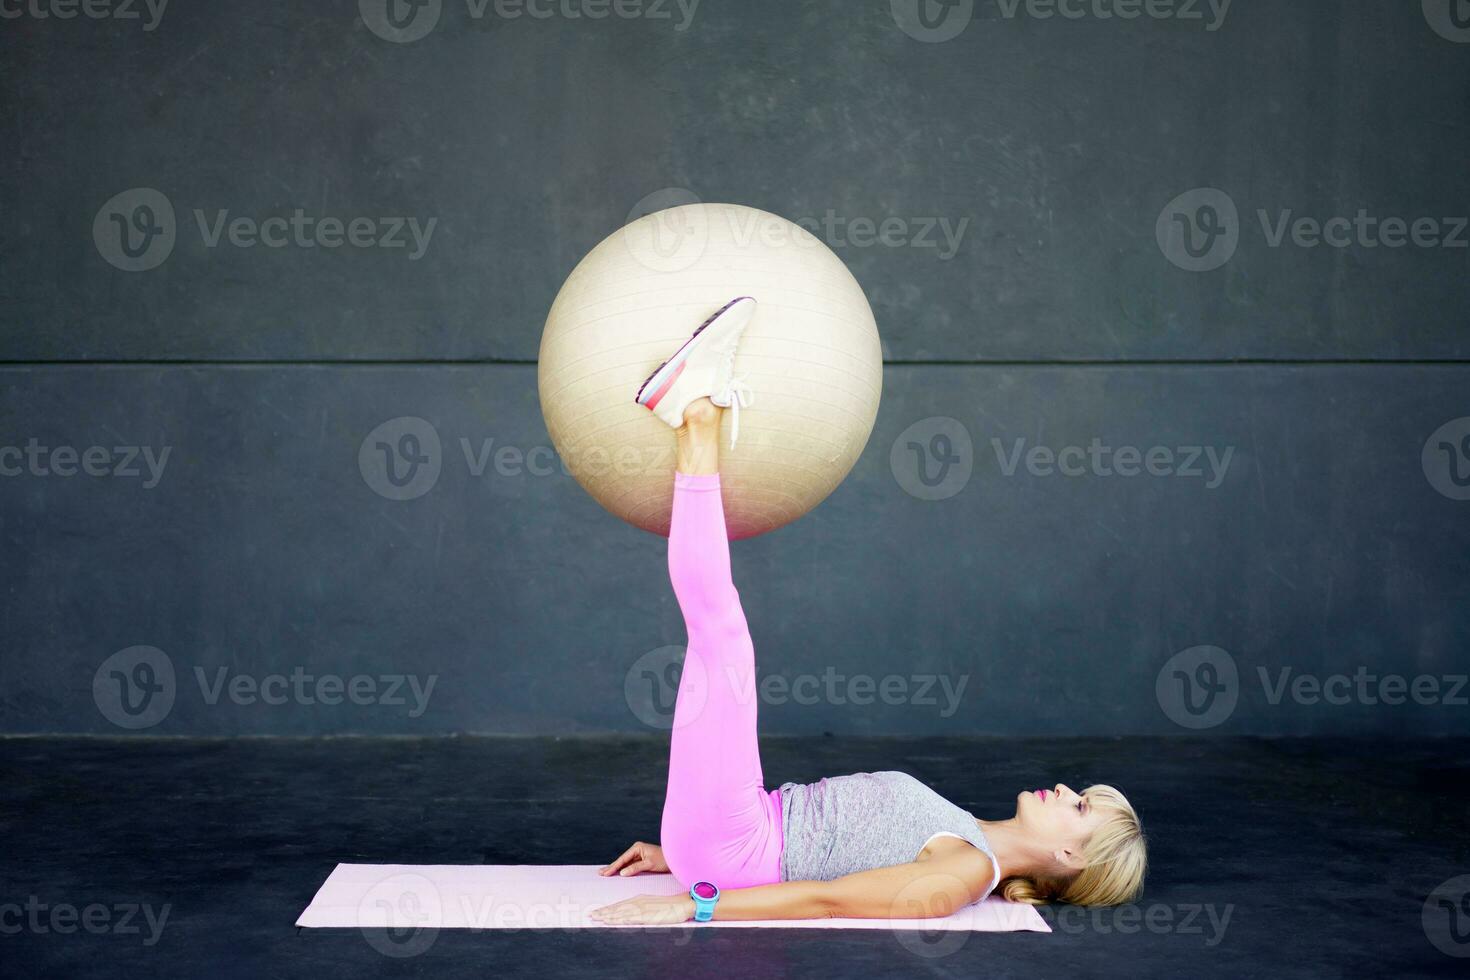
[659,399,784,889]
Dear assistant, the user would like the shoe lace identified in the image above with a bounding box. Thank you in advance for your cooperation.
[718,369,755,450]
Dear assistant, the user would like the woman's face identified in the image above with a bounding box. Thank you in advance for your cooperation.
[1015,783,1109,864]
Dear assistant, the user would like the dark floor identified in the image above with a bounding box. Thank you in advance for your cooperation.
[2,736,1467,979]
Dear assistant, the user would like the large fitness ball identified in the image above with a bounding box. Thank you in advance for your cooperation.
[538,203,883,539]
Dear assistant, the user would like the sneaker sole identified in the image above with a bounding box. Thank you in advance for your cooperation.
[634,297,755,406]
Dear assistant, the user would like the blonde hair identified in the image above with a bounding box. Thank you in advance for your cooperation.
[998,784,1147,908]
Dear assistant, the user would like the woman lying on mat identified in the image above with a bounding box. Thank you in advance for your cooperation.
[589,300,1147,926]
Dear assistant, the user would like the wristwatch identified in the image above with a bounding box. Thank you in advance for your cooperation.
[689,881,720,922]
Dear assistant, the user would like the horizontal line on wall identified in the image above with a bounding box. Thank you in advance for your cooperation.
[890,358,1470,367]
[0,358,1468,368]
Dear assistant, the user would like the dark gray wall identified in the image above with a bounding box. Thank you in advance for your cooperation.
[2,1,1467,736]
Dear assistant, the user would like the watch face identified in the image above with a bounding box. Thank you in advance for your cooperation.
[692,881,718,900]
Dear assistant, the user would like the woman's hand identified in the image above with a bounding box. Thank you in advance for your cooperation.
[598,841,668,877]
[589,893,696,925]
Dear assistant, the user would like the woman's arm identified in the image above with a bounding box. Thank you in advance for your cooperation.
[715,847,995,921]
[589,846,995,925]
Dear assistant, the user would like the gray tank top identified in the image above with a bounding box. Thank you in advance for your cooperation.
[777,771,1001,895]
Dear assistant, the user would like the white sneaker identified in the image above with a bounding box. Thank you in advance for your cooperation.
[634,297,757,449]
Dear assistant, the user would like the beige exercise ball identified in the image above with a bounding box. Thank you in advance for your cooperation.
[538,202,883,539]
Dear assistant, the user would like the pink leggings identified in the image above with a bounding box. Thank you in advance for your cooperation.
[659,471,785,889]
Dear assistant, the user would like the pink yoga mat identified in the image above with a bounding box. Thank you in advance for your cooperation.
[297,864,1050,932]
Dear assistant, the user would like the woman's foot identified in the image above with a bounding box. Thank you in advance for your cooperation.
[635,297,757,449]
[680,397,722,430]
[675,398,722,476]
